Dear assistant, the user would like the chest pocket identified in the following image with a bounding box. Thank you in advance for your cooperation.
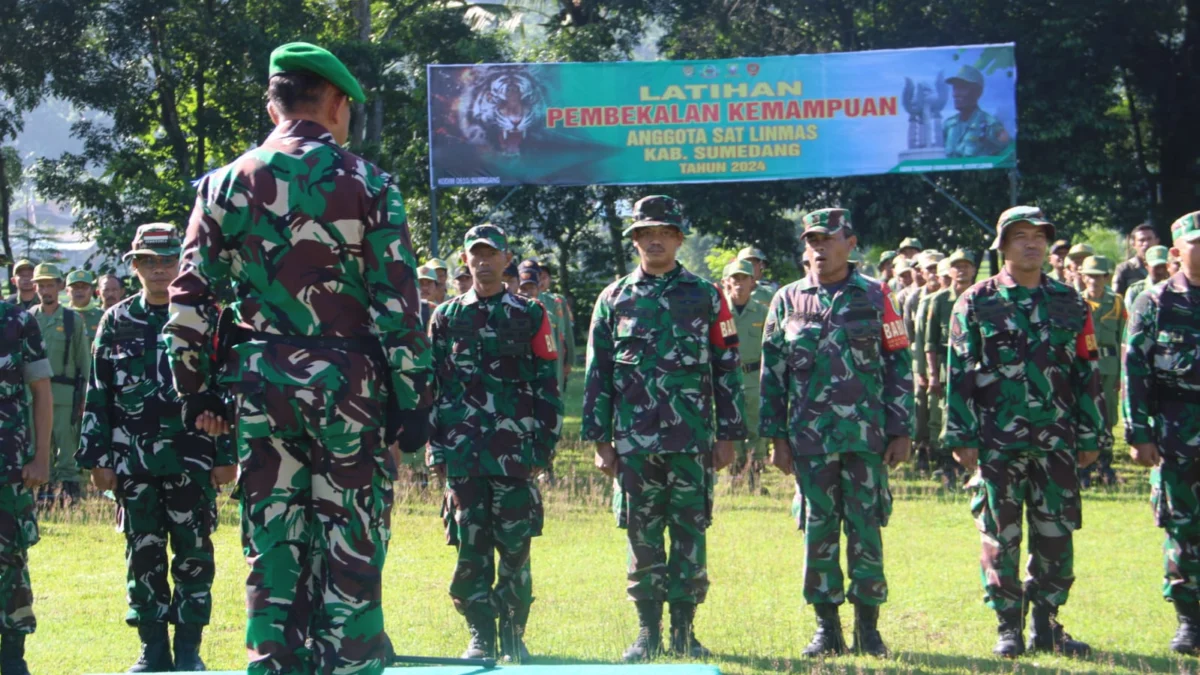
[615,315,654,366]
[1154,329,1200,381]
[109,341,153,393]
[976,300,1022,369]
[784,314,822,372]
[845,319,882,371]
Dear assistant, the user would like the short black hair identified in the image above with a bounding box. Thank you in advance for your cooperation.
[267,71,334,114]
[1130,222,1156,237]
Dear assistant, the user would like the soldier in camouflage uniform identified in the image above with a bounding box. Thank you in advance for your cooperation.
[923,249,977,487]
[583,195,745,662]
[4,260,36,311]
[0,300,51,675]
[1077,255,1124,487]
[944,65,1012,158]
[721,259,769,489]
[944,206,1109,658]
[77,225,236,673]
[760,208,913,658]
[164,43,431,675]
[65,270,104,345]
[737,247,778,307]
[1123,245,1170,311]
[28,263,90,502]
[1124,211,1200,655]
[429,225,562,663]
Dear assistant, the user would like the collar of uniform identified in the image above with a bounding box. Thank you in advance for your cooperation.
[994,267,1055,292]
[267,119,336,145]
[796,264,868,293]
[1164,271,1195,295]
[629,263,690,286]
[457,288,481,305]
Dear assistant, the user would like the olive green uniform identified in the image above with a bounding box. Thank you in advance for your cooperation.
[28,305,90,486]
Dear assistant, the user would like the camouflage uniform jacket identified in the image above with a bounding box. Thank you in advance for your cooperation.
[0,302,51,483]
[78,295,234,476]
[1123,272,1200,459]
[759,267,914,456]
[165,120,431,429]
[1084,290,1125,377]
[942,270,1110,453]
[582,264,746,455]
[1124,277,1155,315]
[944,108,1009,158]
[429,290,562,478]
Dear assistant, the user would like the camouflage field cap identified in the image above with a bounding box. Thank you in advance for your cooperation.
[31,262,65,282]
[1051,239,1071,254]
[1145,245,1170,267]
[66,270,97,286]
[723,259,755,279]
[898,237,923,251]
[425,257,449,271]
[625,195,689,236]
[416,265,438,282]
[1170,212,1200,244]
[123,223,182,260]
[992,206,1055,250]
[878,250,898,266]
[1080,255,1113,276]
[801,208,853,238]
[946,64,985,89]
[736,246,768,263]
[946,248,976,266]
[936,258,952,276]
[1067,243,1095,261]
[269,42,366,102]
[463,223,509,253]
[12,258,35,273]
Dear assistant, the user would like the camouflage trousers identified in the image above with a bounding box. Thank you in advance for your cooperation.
[0,483,38,633]
[970,449,1081,612]
[615,452,712,604]
[237,383,395,675]
[732,372,767,476]
[116,472,217,626]
[442,476,543,618]
[792,452,892,606]
[1079,372,1121,486]
[1152,456,1200,603]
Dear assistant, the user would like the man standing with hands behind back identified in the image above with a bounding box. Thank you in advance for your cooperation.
[583,195,745,663]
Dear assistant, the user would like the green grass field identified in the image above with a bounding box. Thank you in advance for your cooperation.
[28,375,1193,675]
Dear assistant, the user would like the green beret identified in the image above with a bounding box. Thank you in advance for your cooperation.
[269,42,366,103]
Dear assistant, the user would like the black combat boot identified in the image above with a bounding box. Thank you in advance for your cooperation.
[59,481,81,505]
[1026,603,1090,657]
[802,603,846,657]
[1171,600,1200,655]
[498,604,531,664]
[851,603,887,657]
[461,605,496,660]
[668,602,711,659]
[173,623,206,671]
[129,622,174,673]
[622,600,663,662]
[0,631,30,675]
[993,608,1025,658]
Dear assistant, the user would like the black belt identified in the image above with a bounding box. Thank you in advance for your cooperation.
[743,361,761,374]
[1099,346,1118,358]
[244,331,378,353]
[1160,385,1200,405]
[50,375,79,386]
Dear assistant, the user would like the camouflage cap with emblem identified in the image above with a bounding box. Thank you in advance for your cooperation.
[1171,211,1200,244]
[123,223,182,260]
[878,250,898,266]
[1079,255,1113,276]
[269,42,366,102]
[518,259,542,274]
[463,223,509,253]
[1145,245,1170,267]
[898,237,923,252]
[624,195,689,236]
[416,265,438,282]
[518,267,540,286]
[723,259,755,279]
[991,205,1055,250]
[736,246,768,263]
[1067,243,1094,261]
[425,257,449,271]
[946,248,976,267]
[66,270,97,286]
[801,208,854,238]
[31,262,65,282]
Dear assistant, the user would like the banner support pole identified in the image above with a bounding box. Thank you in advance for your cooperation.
[430,188,440,259]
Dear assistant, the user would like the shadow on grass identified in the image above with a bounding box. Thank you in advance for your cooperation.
[708,648,1195,674]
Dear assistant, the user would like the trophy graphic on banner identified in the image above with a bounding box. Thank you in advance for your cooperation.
[898,71,949,162]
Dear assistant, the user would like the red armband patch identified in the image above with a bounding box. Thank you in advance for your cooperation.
[709,286,739,349]
[1077,310,1099,360]
[881,285,909,352]
[532,310,558,360]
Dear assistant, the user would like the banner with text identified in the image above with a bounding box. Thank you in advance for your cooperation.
[427,44,1016,188]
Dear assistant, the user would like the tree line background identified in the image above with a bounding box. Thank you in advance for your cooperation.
[2,0,1195,341]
